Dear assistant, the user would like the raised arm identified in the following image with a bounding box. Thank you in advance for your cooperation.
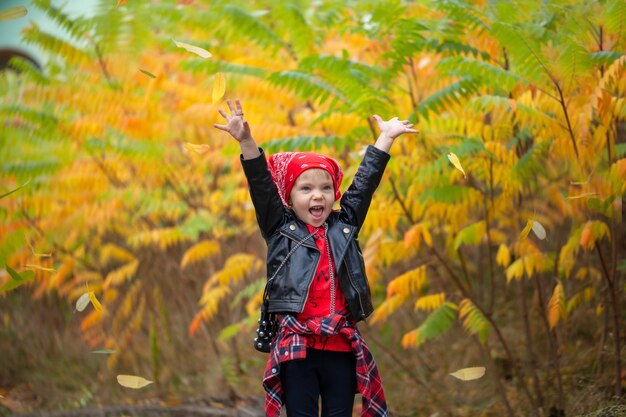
[213,99,260,160]
[371,115,419,154]
[338,115,419,229]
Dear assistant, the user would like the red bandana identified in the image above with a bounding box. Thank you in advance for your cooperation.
[268,152,343,206]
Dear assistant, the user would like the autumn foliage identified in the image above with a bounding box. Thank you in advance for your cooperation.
[1,0,624,416]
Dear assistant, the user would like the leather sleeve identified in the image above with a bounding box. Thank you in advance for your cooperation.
[339,145,391,231]
[240,149,286,240]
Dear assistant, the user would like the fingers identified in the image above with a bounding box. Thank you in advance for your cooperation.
[226,99,236,115]
[213,123,228,131]
[235,99,243,115]
[218,109,230,121]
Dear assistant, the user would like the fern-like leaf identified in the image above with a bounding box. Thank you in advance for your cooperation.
[414,292,446,312]
[453,221,486,250]
[387,265,428,298]
[402,301,458,348]
[267,71,341,105]
[459,298,490,342]
[417,78,481,119]
[181,240,221,269]
[437,57,522,91]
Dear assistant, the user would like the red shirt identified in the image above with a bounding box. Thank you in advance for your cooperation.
[297,224,351,351]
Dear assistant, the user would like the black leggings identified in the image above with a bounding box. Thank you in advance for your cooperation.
[280,349,357,417]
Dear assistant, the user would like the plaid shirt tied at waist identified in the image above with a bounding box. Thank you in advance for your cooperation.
[263,314,389,417]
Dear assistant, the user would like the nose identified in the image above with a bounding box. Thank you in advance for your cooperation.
[312,189,323,200]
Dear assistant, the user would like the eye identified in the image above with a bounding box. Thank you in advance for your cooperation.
[300,186,310,192]
[323,185,333,191]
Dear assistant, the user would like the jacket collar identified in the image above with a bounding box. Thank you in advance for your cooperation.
[278,214,356,266]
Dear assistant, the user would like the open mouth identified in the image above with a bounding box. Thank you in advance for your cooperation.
[309,205,324,217]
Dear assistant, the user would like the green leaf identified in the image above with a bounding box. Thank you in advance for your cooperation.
[91,349,116,354]
[418,78,480,119]
[139,69,157,78]
[419,185,471,204]
[0,179,31,200]
[218,322,243,342]
[454,221,486,250]
[1,266,36,291]
[413,301,458,346]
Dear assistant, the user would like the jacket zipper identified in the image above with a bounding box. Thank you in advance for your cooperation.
[346,264,365,318]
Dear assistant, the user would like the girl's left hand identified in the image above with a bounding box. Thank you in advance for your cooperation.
[372,115,419,140]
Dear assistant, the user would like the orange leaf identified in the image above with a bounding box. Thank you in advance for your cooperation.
[579,222,593,249]
[116,0,128,7]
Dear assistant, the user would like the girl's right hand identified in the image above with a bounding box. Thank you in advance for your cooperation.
[214,99,252,143]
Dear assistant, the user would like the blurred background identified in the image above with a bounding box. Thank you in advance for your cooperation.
[0,1,624,416]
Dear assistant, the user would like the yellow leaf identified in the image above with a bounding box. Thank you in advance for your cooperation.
[496,244,510,267]
[25,264,55,272]
[387,266,427,297]
[103,260,139,289]
[414,293,445,312]
[567,192,597,199]
[173,40,212,59]
[449,366,486,381]
[447,152,466,178]
[181,240,221,269]
[520,219,533,239]
[0,6,28,21]
[183,142,212,156]
[116,374,153,389]
[212,73,226,103]
[88,291,103,312]
[531,220,547,240]
[505,258,524,283]
[75,292,91,312]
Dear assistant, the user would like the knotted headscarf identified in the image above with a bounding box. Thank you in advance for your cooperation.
[268,152,343,207]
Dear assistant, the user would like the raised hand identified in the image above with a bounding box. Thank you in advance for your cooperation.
[371,115,419,140]
[214,99,252,142]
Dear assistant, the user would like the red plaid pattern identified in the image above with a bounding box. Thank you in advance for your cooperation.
[263,314,389,417]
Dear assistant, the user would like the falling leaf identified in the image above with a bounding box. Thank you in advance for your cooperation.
[183,142,211,155]
[531,220,547,240]
[91,349,116,354]
[25,264,55,272]
[88,291,103,312]
[139,68,157,78]
[0,6,28,21]
[520,219,533,239]
[0,179,30,199]
[567,192,597,199]
[115,0,128,7]
[173,40,212,59]
[117,374,153,389]
[449,366,486,381]
[1,266,35,291]
[447,152,466,178]
[75,293,91,312]
[212,73,225,103]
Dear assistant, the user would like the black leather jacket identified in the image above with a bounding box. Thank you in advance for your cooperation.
[241,145,390,322]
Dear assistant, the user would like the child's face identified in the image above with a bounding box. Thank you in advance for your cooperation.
[289,169,335,227]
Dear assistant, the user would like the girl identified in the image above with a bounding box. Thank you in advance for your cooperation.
[214,100,418,417]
